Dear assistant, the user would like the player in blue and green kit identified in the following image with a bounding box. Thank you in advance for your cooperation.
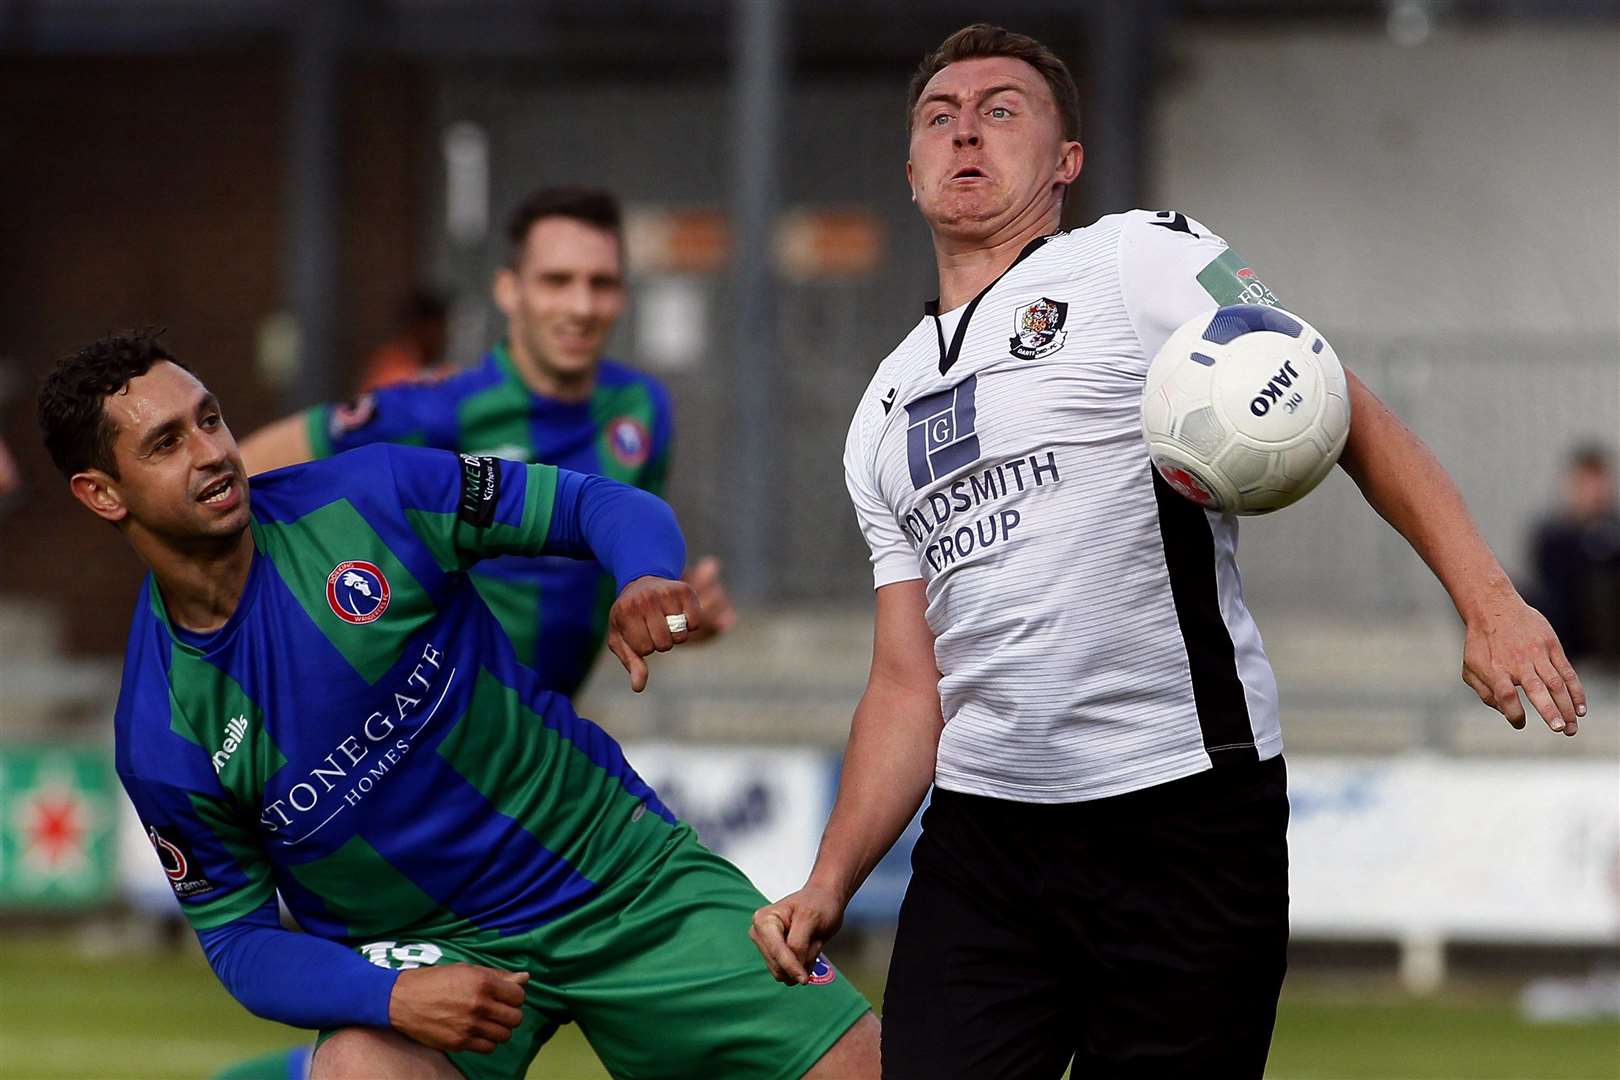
[39,333,878,1080]
[242,187,733,699]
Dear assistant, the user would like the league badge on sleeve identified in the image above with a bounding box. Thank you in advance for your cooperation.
[147,825,215,898]
[328,393,378,439]
[326,560,391,625]
[1009,297,1069,360]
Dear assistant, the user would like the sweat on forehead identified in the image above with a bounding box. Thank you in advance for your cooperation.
[109,364,210,438]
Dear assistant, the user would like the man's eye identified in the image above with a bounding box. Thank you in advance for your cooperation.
[989,106,1011,119]
[202,414,221,429]
[930,113,951,126]
[156,436,177,452]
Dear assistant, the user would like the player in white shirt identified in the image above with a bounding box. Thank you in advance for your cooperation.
[750,23,1588,1080]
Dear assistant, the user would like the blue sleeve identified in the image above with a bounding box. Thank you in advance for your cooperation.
[196,897,398,1030]
[385,447,685,584]
[309,383,457,458]
[545,469,686,590]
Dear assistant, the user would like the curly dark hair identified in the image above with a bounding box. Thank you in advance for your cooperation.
[38,330,187,479]
[907,24,1081,143]
[505,186,622,268]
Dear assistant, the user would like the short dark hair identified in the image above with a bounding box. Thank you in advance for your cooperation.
[907,24,1082,143]
[1570,443,1613,473]
[505,187,623,267]
[38,330,187,480]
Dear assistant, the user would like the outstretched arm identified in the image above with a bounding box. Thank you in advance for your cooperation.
[751,580,942,983]
[239,413,315,475]
[1338,369,1586,734]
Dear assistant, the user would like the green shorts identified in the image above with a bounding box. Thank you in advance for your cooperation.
[324,827,870,1080]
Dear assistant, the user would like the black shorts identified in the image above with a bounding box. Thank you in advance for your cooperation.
[881,757,1290,1080]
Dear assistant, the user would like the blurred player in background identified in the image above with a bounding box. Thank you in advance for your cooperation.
[242,186,735,699]
[39,333,877,1080]
[1529,443,1620,668]
[751,23,1587,1080]
[355,287,452,393]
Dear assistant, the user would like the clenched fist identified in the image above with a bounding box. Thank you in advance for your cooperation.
[608,575,703,692]
[388,963,529,1054]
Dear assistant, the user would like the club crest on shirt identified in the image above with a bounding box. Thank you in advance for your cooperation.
[808,954,838,985]
[606,416,651,468]
[1009,296,1069,360]
[326,560,391,625]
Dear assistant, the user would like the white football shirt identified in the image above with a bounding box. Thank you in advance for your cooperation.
[845,209,1285,803]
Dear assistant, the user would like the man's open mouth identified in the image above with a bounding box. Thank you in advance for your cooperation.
[198,476,234,504]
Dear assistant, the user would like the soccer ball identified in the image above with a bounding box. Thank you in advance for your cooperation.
[1141,303,1351,515]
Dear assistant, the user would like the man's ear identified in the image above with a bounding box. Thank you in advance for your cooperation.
[69,468,129,525]
[1057,140,1084,186]
[906,159,917,203]
[492,266,519,318]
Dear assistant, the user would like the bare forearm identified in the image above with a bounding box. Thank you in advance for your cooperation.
[1338,370,1514,621]
[806,678,942,907]
[240,413,314,475]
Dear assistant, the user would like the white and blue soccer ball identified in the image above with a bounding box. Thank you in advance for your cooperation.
[1141,303,1351,515]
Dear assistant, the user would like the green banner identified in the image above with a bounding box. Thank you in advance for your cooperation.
[0,746,119,907]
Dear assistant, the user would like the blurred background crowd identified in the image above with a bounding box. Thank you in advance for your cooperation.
[0,2,1615,1077]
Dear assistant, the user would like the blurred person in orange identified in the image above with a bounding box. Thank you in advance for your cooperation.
[356,288,451,393]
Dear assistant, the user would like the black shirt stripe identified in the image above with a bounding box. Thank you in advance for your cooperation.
[1150,467,1259,765]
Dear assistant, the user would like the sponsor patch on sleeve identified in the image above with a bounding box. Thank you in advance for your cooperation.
[146,825,216,899]
[457,454,500,528]
[1196,249,1279,307]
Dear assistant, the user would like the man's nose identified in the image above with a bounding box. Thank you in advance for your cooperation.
[953,113,981,148]
[563,281,594,318]
[194,424,232,467]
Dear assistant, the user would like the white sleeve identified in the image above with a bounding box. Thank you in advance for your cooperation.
[1117,209,1282,361]
[843,407,922,589]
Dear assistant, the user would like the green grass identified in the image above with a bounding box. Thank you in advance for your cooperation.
[1267,983,1620,1079]
[0,931,1614,1079]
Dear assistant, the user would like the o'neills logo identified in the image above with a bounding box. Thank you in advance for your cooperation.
[212,714,249,773]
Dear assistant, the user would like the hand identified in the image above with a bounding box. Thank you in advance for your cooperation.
[388,963,528,1054]
[750,884,845,986]
[607,575,702,692]
[682,557,737,642]
[1461,595,1587,736]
